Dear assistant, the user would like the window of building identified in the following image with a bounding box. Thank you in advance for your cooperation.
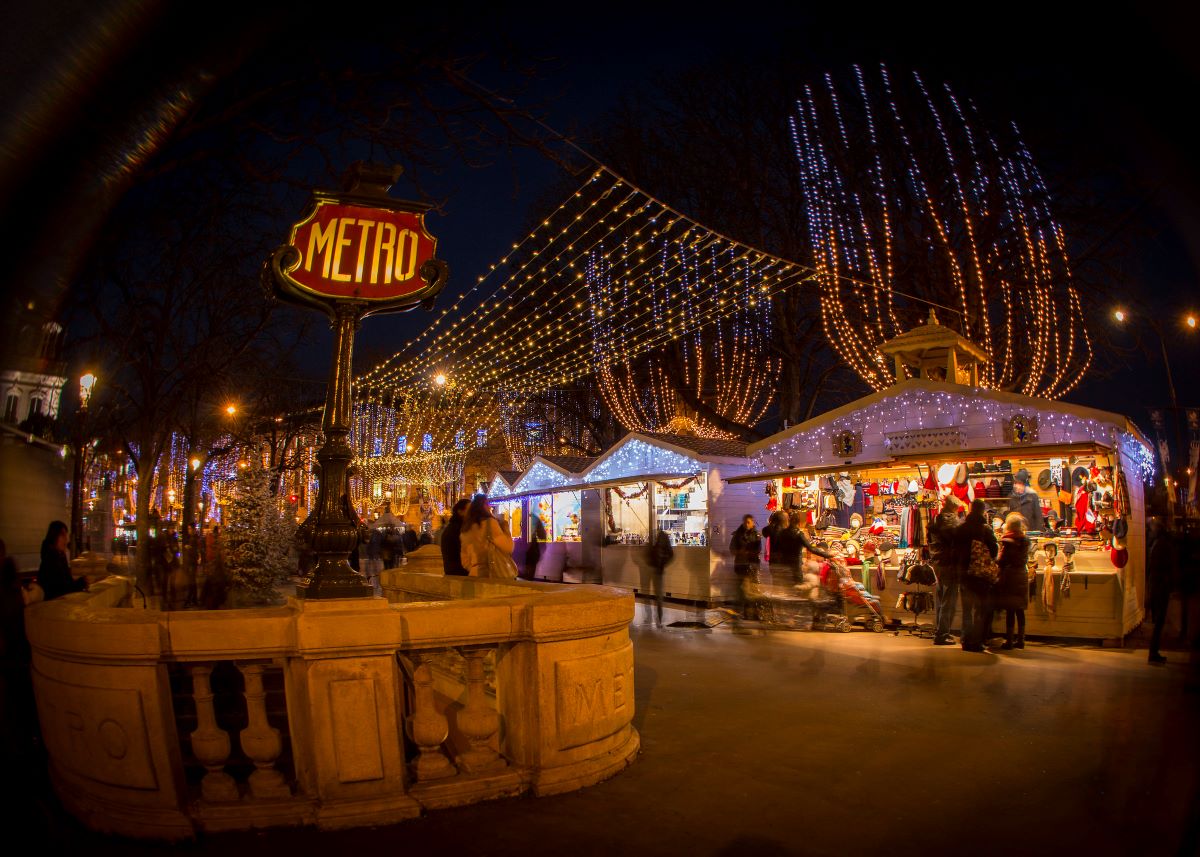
[454,430,465,450]
[3,394,17,422]
[396,434,407,454]
[372,437,382,457]
[422,433,433,452]
[476,428,488,448]
[27,397,43,420]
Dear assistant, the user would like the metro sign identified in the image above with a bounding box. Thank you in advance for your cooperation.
[267,164,447,315]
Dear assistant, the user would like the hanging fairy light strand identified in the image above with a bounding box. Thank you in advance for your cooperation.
[791,63,1091,397]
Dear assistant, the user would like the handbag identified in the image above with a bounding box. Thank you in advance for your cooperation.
[966,539,999,584]
[484,530,519,579]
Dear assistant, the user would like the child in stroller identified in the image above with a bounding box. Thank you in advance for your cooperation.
[808,558,886,632]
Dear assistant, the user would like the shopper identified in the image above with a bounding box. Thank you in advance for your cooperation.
[37,521,86,601]
[1006,469,1045,532]
[460,495,516,578]
[928,497,962,646]
[525,517,547,580]
[1146,517,1178,665]
[646,528,675,627]
[771,509,834,588]
[729,514,762,625]
[440,499,471,576]
[995,512,1031,650]
[955,499,998,652]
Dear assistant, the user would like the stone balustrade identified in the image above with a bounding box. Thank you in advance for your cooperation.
[24,572,639,840]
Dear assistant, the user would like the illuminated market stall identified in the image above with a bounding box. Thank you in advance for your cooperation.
[582,433,754,602]
[735,327,1155,640]
[489,455,595,581]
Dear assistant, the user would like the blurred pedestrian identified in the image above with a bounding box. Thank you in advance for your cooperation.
[37,521,85,601]
[460,495,516,578]
[729,514,762,627]
[928,497,962,645]
[441,499,471,576]
[525,517,547,580]
[956,499,998,652]
[995,512,1031,650]
[1147,517,1178,665]
[647,527,675,627]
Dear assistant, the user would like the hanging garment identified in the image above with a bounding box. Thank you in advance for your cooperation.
[1042,561,1057,616]
[1074,487,1096,534]
[1060,560,1073,599]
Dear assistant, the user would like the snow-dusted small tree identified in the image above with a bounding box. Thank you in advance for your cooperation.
[223,462,293,603]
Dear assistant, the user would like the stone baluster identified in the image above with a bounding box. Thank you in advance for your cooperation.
[398,653,456,781]
[236,663,290,798]
[454,647,506,774]
[189,664,238,801]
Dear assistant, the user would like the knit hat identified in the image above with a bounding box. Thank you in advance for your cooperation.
[1110,545,1129,569]
[1014,468,1032,486]
[923,469,938,491]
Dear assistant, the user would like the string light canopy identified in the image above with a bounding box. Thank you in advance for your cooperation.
[357,167,813,422]
[791,63,1091,397]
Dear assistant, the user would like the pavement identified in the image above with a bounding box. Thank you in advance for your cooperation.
[4,626,1198,857]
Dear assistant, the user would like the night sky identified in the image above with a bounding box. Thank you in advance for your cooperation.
[2,4,1198,425]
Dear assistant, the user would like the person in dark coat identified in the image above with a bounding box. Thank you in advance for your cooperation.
[647,528,675,628]
[1146,517,1178,665]
[37,521,85,601]
[768,510,834,588]
[524,517,547,580]
[955,499,998,652]
[440,499,471,577]
[1006,469,1045,532]
[928,497,963,646]
[994,512,1031,650]
[729,514,762,623]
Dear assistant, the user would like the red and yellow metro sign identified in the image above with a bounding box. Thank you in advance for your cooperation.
[281,200,438,302]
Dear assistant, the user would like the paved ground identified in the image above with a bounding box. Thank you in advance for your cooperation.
[5,627,1198,857]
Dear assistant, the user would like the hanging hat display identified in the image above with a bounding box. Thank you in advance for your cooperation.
[1071,466,1089,487]
[1037,469,1053,491]
[937,463,957,485]
[1113,517,1129,539]
[923,469,939,491]
[1110,544,1129,569]
[954,462,969,485]
[907,480,920,494]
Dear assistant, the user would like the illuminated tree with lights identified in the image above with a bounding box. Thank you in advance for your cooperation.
[222,462,294,604]
[791,64,1091,397]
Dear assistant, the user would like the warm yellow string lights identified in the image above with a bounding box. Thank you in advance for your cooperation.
[793,64,1092,397]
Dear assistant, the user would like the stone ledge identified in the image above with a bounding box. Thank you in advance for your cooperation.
[410,768,528,811]
[531,726,641,797]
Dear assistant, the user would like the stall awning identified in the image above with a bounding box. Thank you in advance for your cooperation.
[724,441,1112,485]
[886,440,1112,464]
[724,460,897,484]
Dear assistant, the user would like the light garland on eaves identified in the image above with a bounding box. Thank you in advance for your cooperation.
[752,388,1154,474]
[791,64,1092,398]
[584,439,703,483]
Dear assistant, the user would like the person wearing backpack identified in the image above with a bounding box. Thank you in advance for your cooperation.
[955,499,999,652]
[648,528,675,628]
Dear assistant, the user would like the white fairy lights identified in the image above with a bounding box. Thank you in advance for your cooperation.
[584,439,702,484]
[791,63,1092,398]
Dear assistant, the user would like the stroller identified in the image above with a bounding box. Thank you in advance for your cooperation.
[811,560,886,633]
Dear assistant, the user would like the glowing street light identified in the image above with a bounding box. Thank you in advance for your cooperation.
[1187,315,1197,330]
[1113,309,1126,323]
[190,457,201,472]
[225,404,237,416]
[79,372,97,409]
[434,372,448,387]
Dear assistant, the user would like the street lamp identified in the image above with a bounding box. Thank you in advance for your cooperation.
[434,372,448,387]
[70,372,97,556]
[225,403,237,416]
[1114,307,1198,517]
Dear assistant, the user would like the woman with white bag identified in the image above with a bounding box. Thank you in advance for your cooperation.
[460,495,518,579]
